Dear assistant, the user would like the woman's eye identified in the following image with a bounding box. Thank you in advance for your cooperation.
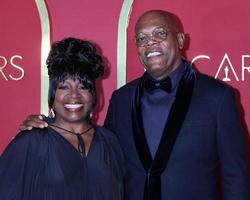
[79,86,87,90]
[78,84,88,90]
[58,85,68,90]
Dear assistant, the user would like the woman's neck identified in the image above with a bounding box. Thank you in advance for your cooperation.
[53,119,92,134]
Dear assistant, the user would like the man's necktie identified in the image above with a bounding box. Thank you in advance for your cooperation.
[143,76,172,93]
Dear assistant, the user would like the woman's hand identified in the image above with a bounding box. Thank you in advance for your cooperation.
[19,114,48,131]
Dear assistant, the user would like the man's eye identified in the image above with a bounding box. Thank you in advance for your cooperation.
[136,36,146,42]
[157,30,167,37]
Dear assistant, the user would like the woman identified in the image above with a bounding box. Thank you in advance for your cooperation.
[0,37,124,200]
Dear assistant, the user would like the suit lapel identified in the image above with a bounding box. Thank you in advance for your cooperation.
[131,62,195,200]
[131,79,153,171]
[153,62,195,171]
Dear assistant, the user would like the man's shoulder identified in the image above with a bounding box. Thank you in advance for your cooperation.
[111,77,141,97]
[194,72,235,97]
[195,72,232,90]
[118,77,141,91]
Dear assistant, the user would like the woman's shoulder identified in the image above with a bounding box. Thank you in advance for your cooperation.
[14,127,50,142]
[6,128,50,155]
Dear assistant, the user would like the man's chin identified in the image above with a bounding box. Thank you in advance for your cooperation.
[146,70,169,80]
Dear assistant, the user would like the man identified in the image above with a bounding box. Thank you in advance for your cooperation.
[19,10,249,200]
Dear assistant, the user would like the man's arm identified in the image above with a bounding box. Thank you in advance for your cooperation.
[217,87,250,199]
[103,92,116,133]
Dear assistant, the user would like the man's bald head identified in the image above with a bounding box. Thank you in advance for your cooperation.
[135,10,183,34]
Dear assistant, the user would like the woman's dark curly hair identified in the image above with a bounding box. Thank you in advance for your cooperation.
[47,37,104,109]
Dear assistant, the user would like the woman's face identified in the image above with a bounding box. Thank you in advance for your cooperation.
[53,78,93,125]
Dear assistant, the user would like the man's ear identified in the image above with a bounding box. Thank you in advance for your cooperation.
[177,32,185,50]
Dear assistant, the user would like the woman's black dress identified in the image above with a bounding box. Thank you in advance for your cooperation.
[0,125,124,200]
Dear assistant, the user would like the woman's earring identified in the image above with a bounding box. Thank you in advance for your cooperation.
[48,108,55,118]
[89,112,93,119]
[86,112,93,124]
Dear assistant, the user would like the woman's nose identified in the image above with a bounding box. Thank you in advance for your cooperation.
[69,88,81,97]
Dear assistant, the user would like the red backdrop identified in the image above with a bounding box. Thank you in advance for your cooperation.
[0,0,41,152]
[1,0,250,155]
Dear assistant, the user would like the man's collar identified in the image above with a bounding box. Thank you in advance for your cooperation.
[143,60,186,91]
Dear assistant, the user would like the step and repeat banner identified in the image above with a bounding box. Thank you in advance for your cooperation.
[0,0,42,152]
[0,0,250,153]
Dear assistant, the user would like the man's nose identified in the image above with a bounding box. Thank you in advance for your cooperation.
[145,35,158,46]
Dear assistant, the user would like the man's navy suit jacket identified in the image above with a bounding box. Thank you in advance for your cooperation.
[104,65,250,200]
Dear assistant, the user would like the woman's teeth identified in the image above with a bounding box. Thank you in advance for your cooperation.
[64,104,83,109]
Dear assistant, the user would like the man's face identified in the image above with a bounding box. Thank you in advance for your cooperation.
[135,12,185,80]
